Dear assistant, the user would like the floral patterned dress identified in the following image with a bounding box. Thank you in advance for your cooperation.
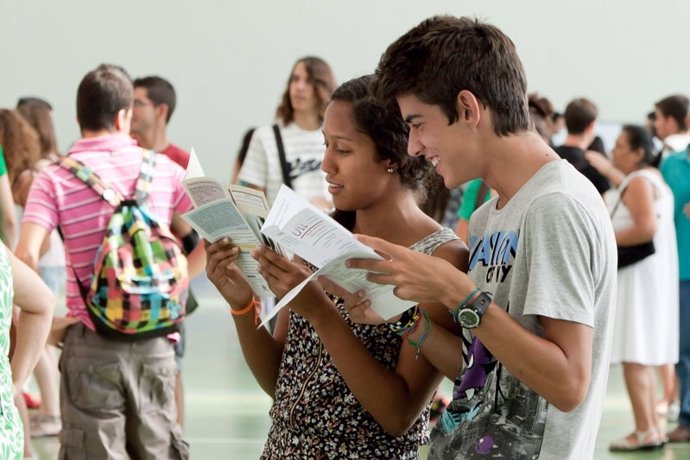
[262,228,458,460]
[0,246,24,459]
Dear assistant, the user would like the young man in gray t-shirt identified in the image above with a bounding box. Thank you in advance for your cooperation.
[342,16,617,459]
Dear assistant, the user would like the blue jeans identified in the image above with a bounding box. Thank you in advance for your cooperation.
[676,281,690,427]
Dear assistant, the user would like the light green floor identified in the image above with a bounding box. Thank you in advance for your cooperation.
[31,277,690,459]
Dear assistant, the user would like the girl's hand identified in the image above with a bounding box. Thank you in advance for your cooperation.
[253,247,335,322]
[318,276,390,325]
[205,238,254,309]
[252,246,311,298]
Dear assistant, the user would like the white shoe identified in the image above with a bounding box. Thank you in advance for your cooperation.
[30,414,61,437]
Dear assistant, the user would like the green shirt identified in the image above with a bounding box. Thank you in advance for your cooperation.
[661,151,690,280]
[0,146,7,177]
[456,178,491,220]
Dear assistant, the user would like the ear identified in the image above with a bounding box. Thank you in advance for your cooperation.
[382,158,397,173]
[633,146,646,161]
[586,121,597,134]
[457,90,481,128]
[114,108,131,133]
[156,103,170,122]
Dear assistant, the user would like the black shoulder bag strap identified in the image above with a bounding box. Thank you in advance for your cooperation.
[272,124,292,188]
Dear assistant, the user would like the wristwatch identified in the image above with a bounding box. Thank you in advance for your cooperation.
[456,292,492,329]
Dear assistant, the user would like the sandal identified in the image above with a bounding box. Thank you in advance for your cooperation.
[609,429,666,452]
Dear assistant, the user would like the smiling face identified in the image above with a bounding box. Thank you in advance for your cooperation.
[321,100,397,211]
[397,93,481,189]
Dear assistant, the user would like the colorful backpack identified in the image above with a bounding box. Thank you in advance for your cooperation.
[60,150,188,340]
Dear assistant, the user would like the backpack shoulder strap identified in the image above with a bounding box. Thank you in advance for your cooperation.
[134,149,156,204]
[59,156,122,206]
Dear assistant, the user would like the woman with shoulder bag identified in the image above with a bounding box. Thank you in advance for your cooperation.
[588,124,679,451]
[237,56,336,208]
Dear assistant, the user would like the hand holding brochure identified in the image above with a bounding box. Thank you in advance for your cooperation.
[181,178,274,297]
[259,185,415,326]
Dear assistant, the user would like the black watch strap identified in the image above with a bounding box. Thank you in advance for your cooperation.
[471,292,491,317]
[457,291,492,328]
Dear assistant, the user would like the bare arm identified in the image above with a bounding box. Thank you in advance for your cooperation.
[454,218,469,244]
[205,239,285,398]
[471,300,591,411]
[615,176,657,245]
[255,241,468,436]
[308,298,444,436]
[170,212,206,279]
[585,151,625,188]
[9,248,53,391]
[349,235,594,412]
[15,222,49,272]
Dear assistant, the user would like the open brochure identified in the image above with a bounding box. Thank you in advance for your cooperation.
[259,185,415,327]
[181,178,274,297]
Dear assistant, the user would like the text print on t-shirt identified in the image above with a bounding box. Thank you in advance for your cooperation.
[468,230,518,284]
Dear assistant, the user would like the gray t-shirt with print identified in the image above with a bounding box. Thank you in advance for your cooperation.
[430,160,616,460]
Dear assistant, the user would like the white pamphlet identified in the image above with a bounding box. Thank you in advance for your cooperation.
[184,147,206,180]
[182,178,273,297]
[259,185,415,326]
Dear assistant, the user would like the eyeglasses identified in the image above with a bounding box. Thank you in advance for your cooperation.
[133,99,154,108]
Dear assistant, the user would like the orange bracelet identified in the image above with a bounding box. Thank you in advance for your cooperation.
[231,295,258,316]
[231,295,261,324]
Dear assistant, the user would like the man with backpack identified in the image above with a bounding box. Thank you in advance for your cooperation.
[16,63,199,459]
[130,74,202,430]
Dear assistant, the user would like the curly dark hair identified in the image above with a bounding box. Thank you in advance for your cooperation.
[329,76,434,229]
[330,75,430,190]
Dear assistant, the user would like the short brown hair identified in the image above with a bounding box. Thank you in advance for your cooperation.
[134,76,177,123]
[276,56,336,125]
[76,64,133,131]
[564,98,598,135]
[655,94,689,131]
[372,16,530,136]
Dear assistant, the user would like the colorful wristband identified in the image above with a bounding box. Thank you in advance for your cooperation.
[408,308,432,359]
[388,305,421,335]
[450,287,480,318]
[231,295,261,324]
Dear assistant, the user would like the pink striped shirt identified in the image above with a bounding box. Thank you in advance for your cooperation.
[23,134,192,329]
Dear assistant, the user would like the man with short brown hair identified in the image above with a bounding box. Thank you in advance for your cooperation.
[349,16,617,459]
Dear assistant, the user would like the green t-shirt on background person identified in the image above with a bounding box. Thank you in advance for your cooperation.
[457,178,492,220]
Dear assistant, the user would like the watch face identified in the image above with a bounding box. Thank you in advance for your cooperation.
[458,308,480,328]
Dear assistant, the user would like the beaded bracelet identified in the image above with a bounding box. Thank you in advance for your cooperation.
[388,305,421,336]
[450,287,480,319]
[408,308,432,359]
[230,295,261,324]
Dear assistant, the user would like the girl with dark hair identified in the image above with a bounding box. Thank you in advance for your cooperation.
[237,57,336,208]
[590,125,678,451]
[206,75,468,458]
